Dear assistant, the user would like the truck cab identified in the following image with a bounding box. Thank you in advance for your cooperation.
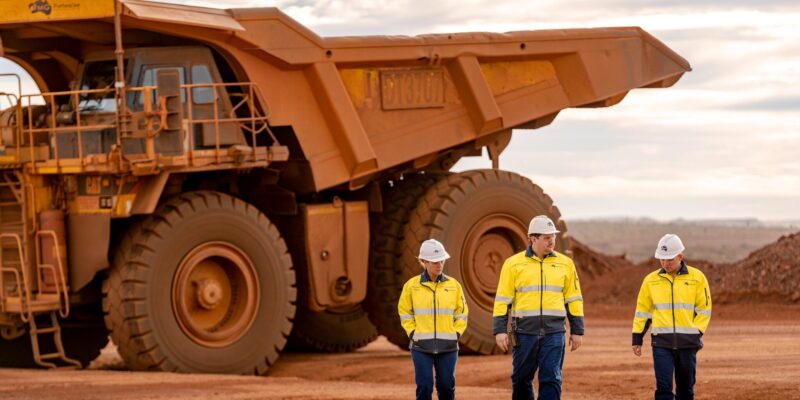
[56,46,245,159]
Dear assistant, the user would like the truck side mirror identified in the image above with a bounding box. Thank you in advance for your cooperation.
[156,68,183,131]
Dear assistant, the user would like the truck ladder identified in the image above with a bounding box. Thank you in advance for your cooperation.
[28,311,81,369]
[0,170,75,368]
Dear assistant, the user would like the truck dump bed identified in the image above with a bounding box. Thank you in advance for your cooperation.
[1,0,690,191]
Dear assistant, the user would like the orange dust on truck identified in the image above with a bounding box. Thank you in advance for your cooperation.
[0,0,689,373]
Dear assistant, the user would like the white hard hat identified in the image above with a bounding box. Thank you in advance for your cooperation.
[418,239,450,262]
[528,215,560,235]
[655,234,685,259]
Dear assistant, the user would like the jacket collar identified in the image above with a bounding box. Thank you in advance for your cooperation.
[659,260,688,275]
[420,269,448,283]
[525,245,555,260]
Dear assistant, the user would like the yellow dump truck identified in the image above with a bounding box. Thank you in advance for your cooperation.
[0,0,689,373]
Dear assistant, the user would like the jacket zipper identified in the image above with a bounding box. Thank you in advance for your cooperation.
[704,287,709,306]
[432,281,438,354]
[670,276,677,349]
[539,258,545,336]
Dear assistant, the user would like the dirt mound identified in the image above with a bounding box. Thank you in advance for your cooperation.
[570,238,629,279]
[571,238,644,305]
[574,232,800,305]
[712,232,800,303]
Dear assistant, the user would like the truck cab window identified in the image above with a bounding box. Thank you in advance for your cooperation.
[77,60,120,113]
[135,66,186,109]
[191,65,216,104]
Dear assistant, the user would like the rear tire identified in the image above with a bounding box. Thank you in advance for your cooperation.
[103,191,296,374]
[289,305,378,352]
[400,170,568,354]
[364,173,448,349]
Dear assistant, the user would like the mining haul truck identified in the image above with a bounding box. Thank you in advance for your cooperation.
[0,0,689,373]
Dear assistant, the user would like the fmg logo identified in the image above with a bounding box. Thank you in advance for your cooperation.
[29,0,52,15]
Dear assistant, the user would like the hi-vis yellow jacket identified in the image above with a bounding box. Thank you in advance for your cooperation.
[492,248,584,336]
[398,271,468,354]
[632,262,712,349]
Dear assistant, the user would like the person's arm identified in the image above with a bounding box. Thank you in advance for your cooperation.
[564,259,584,351]
[493,258,515,352]
[398,281,416,338]
[453,282,468,338]
[693,271,712,336]
[632,277,653,356]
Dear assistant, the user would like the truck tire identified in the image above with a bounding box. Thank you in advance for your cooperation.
[400,170,569,354]
[364,172,448,349]
[289,305,378,352]
[103,191,296,374]
[0,303,108,368]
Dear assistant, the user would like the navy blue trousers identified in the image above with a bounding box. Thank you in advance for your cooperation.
[511,332,565,400]
[653,347,698,400]
[411,350,458,400]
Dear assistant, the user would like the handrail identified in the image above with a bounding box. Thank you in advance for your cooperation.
[0,73,22,109]
[35,230,69,319]
[0,267,21,313]
[9,81,279,171]
[0,233,32,323]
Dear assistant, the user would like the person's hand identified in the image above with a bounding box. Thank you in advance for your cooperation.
[632,345,642,357]
[495,333,509,353]
[569,334,582,351]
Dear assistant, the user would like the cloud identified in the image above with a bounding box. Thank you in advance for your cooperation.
[733,96,800,111]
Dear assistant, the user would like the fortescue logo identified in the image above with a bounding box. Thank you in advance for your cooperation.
[661,245,668,252]
[29,0,52,15]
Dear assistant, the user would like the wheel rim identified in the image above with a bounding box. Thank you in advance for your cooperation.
[172,241,260,348]
[461,214,527,312]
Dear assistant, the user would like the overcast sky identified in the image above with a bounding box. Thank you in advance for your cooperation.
[2,1,798,221]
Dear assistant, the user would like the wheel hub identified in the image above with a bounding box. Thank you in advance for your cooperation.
[172,242,260,348]
[196,279,224,310]
[462,214,527,312]
[472,234,513,291]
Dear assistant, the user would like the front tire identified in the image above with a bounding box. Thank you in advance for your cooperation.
[103,191,296,374]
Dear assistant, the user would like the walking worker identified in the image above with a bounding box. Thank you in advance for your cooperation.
[398,238,468,400]
[632,234,712,400]
[493,215,584,400]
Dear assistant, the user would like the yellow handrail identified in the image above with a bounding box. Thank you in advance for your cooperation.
[35,230,70,319]
[0,233,32,323]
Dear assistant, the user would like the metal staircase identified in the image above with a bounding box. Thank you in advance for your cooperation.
[0,170,79,368]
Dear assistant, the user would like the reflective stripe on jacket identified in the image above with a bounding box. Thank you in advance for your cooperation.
[398,271,468,354]
[632,262,712,349]
[492,247,584,336]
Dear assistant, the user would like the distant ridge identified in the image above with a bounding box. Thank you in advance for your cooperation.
[570,216,800,229]
[567,218,798,263]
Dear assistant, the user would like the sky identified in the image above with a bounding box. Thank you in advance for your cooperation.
[1,0,798,221]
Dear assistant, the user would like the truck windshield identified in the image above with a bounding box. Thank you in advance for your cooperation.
[77,60,119,113]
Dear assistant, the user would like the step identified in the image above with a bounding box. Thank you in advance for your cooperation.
[39,352,62,360]
[31,326,58,335]
[3,294,61,313]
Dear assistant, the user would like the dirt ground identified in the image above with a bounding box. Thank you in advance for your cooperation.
[1,304,798,400]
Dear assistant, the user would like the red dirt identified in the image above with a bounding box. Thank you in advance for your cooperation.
[712,232,800,303]
[1,304,799,399]
[1,237,799,399]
